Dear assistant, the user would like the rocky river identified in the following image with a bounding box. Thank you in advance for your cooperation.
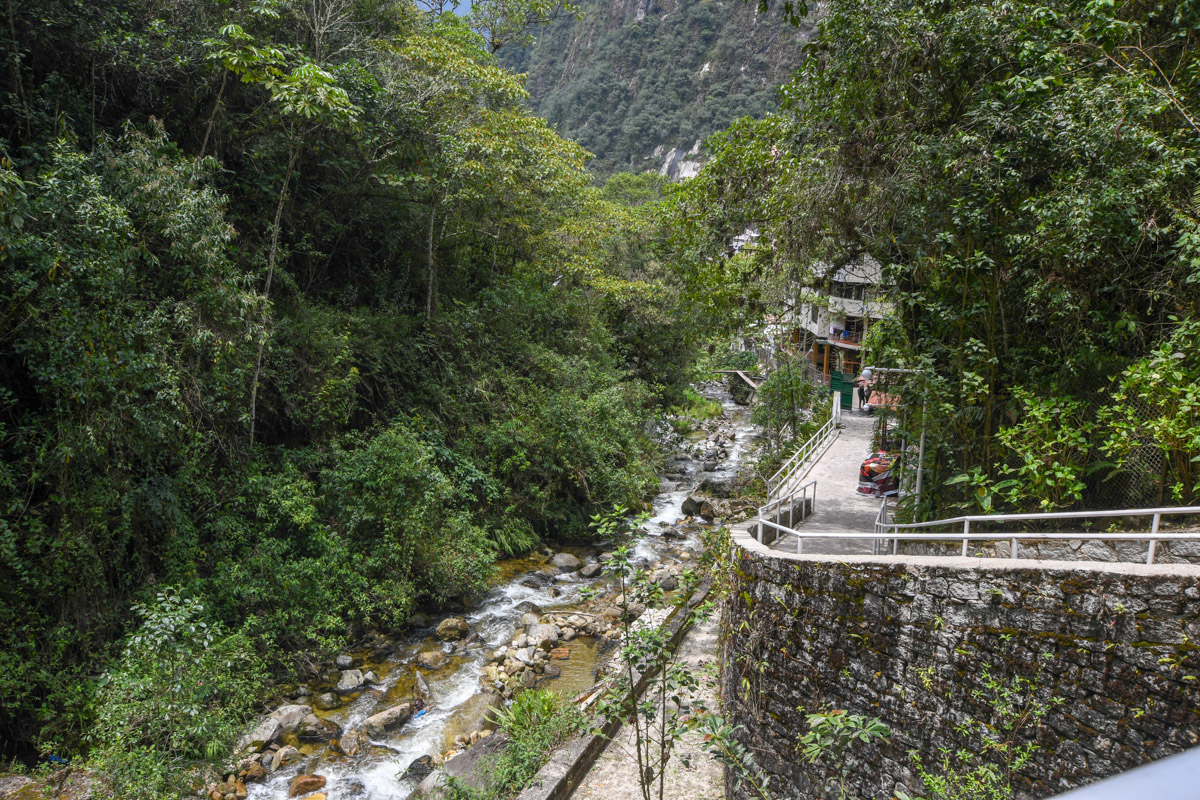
[213,384,758,800]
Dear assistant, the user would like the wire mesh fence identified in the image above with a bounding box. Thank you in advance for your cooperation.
[1084,396,1168,511]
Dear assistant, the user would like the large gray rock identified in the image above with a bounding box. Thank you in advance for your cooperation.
[549,553,582,572]
[412,733,509,799]
[337,668,365,693]
[335,654,355,669]
[270,744,301,771]
[527,623,559,650]
[416,650,448,670]
[580,562,603,578]
[436,617,470,641]
[313,692,341,711]
[296,712,342,742]
[1079,541,1118,562]
[364,702,413,738]
[699,475,737,498]
[238,716,283,751]
[269,704,312,735]
[416,671,436,702]
[0,776,42,800]
[681,495,704,517]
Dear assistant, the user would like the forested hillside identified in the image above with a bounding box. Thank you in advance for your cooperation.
[0,0,704,783]
[668,0,1200,518]
[498,0,811,179]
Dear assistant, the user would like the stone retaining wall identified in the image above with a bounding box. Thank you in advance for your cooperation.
[722,525,1200,799]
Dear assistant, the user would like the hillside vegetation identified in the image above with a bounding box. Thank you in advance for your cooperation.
[0,0,704,784]
[499,0,811,179]
[668,0,1200,518]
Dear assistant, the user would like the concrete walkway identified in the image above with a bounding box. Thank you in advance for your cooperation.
[768,409,881,555]
[568,614,724,800]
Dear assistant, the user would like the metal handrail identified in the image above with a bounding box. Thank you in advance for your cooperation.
[870,504,1200,565]
[765,394,840,501]
[758,479,817,551]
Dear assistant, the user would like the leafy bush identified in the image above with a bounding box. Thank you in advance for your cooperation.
[1102,319,1200,504]
[450,689,582,800]
[751,356,824,454]
[87,589,266,799]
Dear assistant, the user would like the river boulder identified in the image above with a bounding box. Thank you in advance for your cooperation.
[404,755,436,781]
[580,562,603,578]
[270,745,301,771]
[549,552,582,572]
[364,702,413,738]
[527,623,559,650]
[296,713,342,743]
[336,729,369,757]
[336,668,365,693]
[680,495,704,517]
[313,692,341,711]
[288,774,326,798]
[269,704,311,735]
[416,671,436,702]
[416,650,448,670]
[436,617,470,641]
[699,475,737,498]
[237,717,282,752]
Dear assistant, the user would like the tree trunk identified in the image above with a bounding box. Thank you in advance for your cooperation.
[248,145,299,448]
[425,202,437,322]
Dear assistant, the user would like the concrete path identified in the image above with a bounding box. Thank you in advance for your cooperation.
[569,614,724,800]
[768,410,881,555]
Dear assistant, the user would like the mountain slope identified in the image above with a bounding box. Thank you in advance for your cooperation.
[500,0,813,179]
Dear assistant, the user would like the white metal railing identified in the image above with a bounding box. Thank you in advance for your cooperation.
[870,503,1200,565]
[764,394,841,502]
[757,480,817,551]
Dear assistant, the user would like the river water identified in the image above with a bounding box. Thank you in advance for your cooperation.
[246,386,757,800]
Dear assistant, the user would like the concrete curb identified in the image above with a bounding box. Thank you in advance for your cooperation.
[512,578,714,800]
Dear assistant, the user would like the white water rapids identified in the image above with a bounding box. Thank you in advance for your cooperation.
[247,387,757,800]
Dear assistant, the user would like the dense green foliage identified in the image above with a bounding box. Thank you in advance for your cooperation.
[86,590,267,798]
[670,0,1200,517]
[0,0,701,775]
[750,354,823,455]
[498,0,810,179]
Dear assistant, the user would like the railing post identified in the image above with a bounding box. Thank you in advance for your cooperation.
[1011,537,1018,560]
[1147,512,1161,565]
[796,532,804,555]
[962,519,970,557]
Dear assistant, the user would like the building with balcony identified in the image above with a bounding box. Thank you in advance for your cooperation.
[767,257,891,394]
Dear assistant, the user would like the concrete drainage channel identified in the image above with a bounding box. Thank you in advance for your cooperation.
[415,580,714,800]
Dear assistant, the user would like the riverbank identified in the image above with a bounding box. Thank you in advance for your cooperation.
[211,385,758,800]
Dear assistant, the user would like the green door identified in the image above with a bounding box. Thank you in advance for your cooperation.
[832,370,853,410]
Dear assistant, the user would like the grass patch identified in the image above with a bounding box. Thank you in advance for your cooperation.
[667,387,723,423]
[448,689,583,800]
